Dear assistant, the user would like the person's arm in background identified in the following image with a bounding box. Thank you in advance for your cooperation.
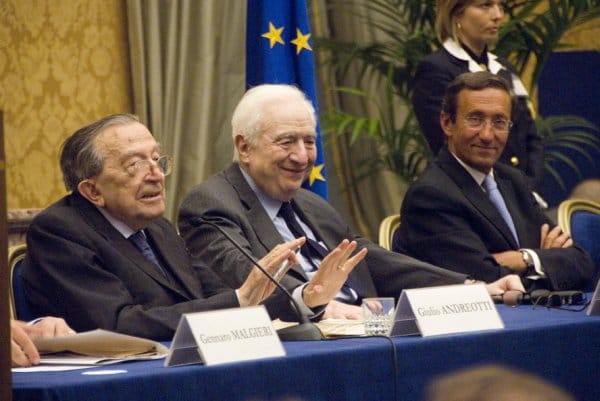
[11,317,74,367]
[412,58,455,155]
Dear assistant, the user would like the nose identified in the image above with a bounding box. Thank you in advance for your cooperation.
[145,161,165,180]
[289,141,310,164]
[478,123,495,142]
[490,4,503,19]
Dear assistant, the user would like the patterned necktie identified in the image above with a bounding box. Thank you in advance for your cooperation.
[278,202,359,302]
[278,202,329,266]
[129,231,167,277]
[483,175,520,246]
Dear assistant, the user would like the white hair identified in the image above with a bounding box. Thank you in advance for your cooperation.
[231,84,316,161]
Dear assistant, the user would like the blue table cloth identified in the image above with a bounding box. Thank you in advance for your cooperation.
[13,303,600,401]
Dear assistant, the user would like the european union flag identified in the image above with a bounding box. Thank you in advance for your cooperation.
[246,0,328,199]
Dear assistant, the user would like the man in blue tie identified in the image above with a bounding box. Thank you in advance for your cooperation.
[393,71,593,291]
[21,114,366,340]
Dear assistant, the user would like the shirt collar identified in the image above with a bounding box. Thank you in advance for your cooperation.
[238,165,283,221]
[449,151,491,186]
[95,207,137,238]
[459,41,489,67]
[442,38,503,74]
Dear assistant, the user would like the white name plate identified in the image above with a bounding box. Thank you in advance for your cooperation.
[390,284,504,337]
[587,279,600,316]
[165,306,285,367]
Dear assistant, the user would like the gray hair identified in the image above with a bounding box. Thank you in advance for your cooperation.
[230,84,316,162]
[60,113,140,191]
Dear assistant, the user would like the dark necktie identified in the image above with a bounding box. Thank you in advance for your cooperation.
[278,202,359,302]
[483,175,519,246]
[278,202,329,266]
[129,231,168,277]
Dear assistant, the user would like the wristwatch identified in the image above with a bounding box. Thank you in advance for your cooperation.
[520,250,535,275]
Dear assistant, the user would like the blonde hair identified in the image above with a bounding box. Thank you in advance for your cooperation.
[435,0,475,43]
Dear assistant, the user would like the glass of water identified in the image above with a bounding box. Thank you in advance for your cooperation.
[362,297,395,336]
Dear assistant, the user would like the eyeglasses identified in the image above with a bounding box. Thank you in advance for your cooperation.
[463,116,513,132]
[126,155,173,177]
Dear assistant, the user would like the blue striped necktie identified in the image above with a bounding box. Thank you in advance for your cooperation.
[129,231,168,277]
[483,174,519,246]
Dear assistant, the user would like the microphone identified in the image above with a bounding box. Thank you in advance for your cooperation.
[499,289,550,306]
[189,217,323,341]
[497,289,585,307]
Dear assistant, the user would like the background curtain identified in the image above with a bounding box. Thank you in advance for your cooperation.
[126,0,401,240]
[126,0,247,222]
[311,0,406,240]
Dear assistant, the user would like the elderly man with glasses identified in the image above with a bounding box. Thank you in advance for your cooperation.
[21,114,366,340]
[393,71,593,292]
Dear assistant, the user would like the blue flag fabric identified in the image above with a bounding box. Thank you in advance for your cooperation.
[246,0,328,199]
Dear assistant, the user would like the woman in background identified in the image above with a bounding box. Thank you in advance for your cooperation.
[412,0,544,192]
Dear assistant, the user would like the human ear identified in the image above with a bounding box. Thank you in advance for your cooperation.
[235,135,252,163]
[77,179,105,207]
[440,112,454,139]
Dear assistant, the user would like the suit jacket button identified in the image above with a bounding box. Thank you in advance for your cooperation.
[510,156,519,166]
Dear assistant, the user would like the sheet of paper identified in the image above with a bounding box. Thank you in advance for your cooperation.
[272,319,365,337]
[35,329,168,358]
[12,365,97,373]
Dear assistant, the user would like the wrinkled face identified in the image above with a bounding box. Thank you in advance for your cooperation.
[237,99,317,201]
[457,0,504,52]
[81,122,166,230]
[441,87,511,174]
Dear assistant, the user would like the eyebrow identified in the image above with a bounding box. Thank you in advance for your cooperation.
[119,144,163,163]
[273,132,316,141]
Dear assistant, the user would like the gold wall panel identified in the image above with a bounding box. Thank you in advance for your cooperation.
[0,0,132,209]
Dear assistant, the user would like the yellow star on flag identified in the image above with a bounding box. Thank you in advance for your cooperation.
[290,28,312,55]
[308,164,325,186]
[261,22,285,48]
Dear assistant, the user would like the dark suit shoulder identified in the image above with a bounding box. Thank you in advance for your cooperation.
[416,47,466,76]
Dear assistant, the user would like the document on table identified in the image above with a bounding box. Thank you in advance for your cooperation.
[13,329,168,372]
[273,319,365,337]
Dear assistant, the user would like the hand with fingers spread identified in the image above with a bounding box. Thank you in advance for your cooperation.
[237,237,305,307]
[540,224,573,249]
[302,239,368,308]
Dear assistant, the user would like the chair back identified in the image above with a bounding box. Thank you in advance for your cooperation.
[378,214,401,251]
[8,244,36,321]
[558,199,600,290]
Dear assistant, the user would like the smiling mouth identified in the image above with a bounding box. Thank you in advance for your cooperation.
[140,190,163,200]
[282,166,310,175]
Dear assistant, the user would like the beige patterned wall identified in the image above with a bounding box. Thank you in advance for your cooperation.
[0,0,132,209]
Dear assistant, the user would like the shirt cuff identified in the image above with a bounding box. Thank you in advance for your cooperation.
[292,284,316,317]
[521,248,546,278]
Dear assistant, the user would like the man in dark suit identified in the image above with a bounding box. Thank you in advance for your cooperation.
[178,84,524,320]
[394,72,593,290]
[412,30,545,192]
[22,114,365,340]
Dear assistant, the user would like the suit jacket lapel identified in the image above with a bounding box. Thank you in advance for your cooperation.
[145,224,197,299]
[225,165,308,280]
[71,193,193,299]
[437,148,519,248]
[291,194,371,296]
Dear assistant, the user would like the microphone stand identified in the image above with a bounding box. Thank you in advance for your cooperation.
[191,217,323,341]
